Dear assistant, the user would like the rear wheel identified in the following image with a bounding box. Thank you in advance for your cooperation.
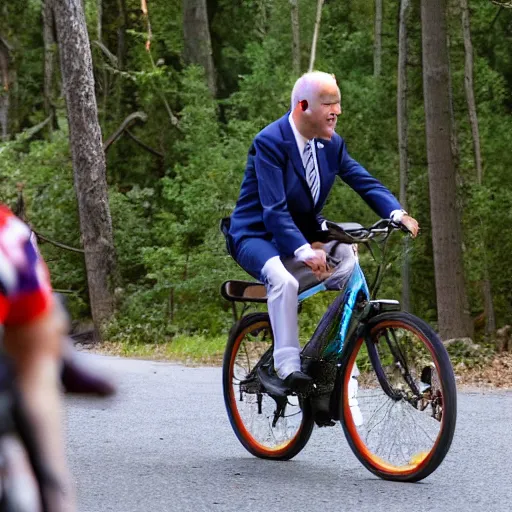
[223,313,314,460]
[340,312,456,482]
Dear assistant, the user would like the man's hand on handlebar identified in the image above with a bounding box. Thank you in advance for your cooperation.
[304,248,328,278]
[400,215,419,238]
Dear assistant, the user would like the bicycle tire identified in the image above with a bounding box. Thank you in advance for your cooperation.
[223,313,314,460]
[339,311,457,482]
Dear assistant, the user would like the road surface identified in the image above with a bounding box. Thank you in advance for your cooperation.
[66,355,512,512]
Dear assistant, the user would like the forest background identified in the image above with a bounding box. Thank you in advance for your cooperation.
[0,0,511,362]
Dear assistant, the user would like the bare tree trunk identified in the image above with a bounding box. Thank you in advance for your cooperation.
[397,0,410,311]
[43,0,58,138]
[96,0,109,125]
[97,0,102,41]
[421,0,473,340]
[0,41,9,141]
[51,0,116,336]
[116,0,126,70]
[308,0,325,72]
[446,39,462,182]
[460,0,482,181]
[460,0,496,334]
[182,0,217,96]
[290,0,301,75]
[482,268,496,333]
[374,0,383,77]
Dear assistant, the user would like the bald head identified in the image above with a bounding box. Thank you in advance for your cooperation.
[290,71,339,111]
[290,71,341,140]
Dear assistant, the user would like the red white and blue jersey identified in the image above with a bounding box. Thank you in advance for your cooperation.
[0,206,53,326]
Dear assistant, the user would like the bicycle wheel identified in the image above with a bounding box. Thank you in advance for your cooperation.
[223,312,314,460]
[340,312,457,482]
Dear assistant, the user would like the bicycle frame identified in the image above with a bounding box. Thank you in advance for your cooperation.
[299,222,401,362]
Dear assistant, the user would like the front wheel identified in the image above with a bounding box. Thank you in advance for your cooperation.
[223,313,314,460]
[340,312,457,482]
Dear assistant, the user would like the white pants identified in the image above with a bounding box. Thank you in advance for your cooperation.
[261,242,356,379]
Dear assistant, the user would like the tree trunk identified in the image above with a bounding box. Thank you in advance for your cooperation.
[43,0,58,138]
[421,0,473,340]
[290,0,301,75]
[308,0,325,72]
[374,0,383,77]
[446,34,461,178]
[182,0,217,96]
[460,0,482,181]
[96,0,109,125]
[460,0,496,334]
[97,0,102,41]
[51,0,116,336]
[0,41,9,141]
[116,0,126,71]
[397,0,410,311]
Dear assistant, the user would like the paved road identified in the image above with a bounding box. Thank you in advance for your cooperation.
[66,355,512,512]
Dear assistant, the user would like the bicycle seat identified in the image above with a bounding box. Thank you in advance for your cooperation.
[221,280,267,303]
[220,270,328,304]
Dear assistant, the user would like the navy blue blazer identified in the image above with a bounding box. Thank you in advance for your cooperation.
[229,113,401,258]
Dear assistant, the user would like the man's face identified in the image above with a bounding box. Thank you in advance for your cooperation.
[306,82,341,140]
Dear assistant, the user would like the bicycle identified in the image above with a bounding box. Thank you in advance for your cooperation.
[220,219,457,482]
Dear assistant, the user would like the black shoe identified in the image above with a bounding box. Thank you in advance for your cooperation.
[282,371,313,393]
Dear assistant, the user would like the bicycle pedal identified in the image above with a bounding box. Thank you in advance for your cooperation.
[256,367,288,399]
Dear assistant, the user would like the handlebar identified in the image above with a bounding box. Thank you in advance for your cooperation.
[321,219,409,245]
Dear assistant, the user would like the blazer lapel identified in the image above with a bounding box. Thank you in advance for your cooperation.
[279,115,314,207]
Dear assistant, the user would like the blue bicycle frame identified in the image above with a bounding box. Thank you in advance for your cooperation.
[298,261,370,360]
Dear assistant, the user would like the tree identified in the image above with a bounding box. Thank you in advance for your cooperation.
[421,0,473,340]
[43,0,58,138]
[308,0,325,72]
[0,35,10,141]
[460,0,496,334]
[290,0,300,75]
[374,0,383,77]
[183,0,217,96]
[51,0,117,336]
[397,0,410,311]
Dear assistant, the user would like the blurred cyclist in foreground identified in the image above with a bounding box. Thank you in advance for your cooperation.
[0,204,74,510]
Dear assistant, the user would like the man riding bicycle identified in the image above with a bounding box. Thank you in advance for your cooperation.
[0,204,75,511]
[227,71,419,390]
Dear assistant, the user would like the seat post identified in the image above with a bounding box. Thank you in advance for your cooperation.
[231,302,238,323]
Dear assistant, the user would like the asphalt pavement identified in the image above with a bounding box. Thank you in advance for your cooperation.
[65,354,512,512]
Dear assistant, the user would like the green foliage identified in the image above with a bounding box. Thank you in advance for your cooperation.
[0,131,87,317]
[3,0,512,352]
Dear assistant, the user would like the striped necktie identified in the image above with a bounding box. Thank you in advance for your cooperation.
[303,141,320,204]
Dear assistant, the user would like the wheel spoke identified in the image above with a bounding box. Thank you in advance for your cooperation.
[342,314,456,480]
[224,316,313,458]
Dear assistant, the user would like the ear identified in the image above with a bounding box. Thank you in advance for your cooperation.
[300,100,308,112]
